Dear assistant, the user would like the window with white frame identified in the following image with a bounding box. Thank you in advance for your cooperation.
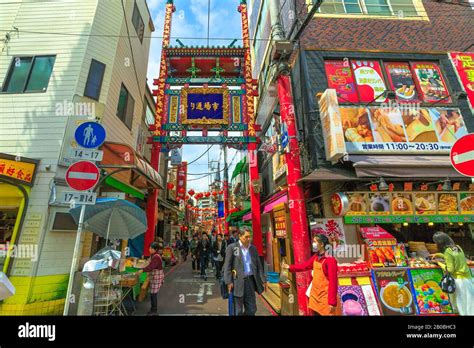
[318,0,419,17]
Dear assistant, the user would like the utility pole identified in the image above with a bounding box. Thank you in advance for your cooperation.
[223,145,229,235]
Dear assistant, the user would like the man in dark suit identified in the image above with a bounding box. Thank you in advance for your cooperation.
[223,227,267,316]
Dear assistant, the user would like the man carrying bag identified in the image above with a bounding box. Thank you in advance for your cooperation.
[223,227,267,316]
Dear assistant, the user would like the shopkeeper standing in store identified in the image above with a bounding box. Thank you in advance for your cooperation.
[137,242,164,316]
[282,234,341,316]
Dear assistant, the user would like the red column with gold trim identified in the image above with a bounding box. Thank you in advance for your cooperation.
[145,1,175,256]
[277,74,311,315]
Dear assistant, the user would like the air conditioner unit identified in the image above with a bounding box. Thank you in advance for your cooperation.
[48,210,78,233]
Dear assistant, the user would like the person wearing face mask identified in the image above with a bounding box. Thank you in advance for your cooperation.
[282,234,341,316]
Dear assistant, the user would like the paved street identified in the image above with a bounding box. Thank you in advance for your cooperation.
[134,258,274,316]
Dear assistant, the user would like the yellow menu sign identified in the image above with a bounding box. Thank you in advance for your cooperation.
[0,155,37,186]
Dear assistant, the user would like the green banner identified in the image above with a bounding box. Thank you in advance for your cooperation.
[344,215,474,224]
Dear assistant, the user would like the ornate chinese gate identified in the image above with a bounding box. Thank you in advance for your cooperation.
[146,0,263,256]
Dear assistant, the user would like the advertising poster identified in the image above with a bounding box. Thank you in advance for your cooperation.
[372,269,416,316]
[338,286,370,316]
[310,218,346,252]
[340,107,467,154]
[391,193,414,215]
[351,60,387,103]
[369,107,407,143]
[449,52,474,110]
[409,268,454,314]
[384,62,420,102]
[401,108,438,142]
[414,193,437,215]
[460,193,474,214]
[340,107,374,143]
[324,60,359,103]
[411,62,451,104]
[369,193,391,215]
[346,193,368,216]
[429,108,468,143]
[438,193,458,215]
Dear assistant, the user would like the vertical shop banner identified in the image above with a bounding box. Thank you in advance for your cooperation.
[351,60,387,103]
[408,268,454,315]
[167,167,178,201]
[324,60,359,103]
[411,62,451,104]
[449,52,474,110]
[384,62,420,103]
[318,89,346,162]
[372,268,416,316]
[310,218,346,252]
[176,162,188,201]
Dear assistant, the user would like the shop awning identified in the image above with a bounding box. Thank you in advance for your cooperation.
[262,193,287,214]
[299,166,358,182]
[349,155,465,178]
[99,142,164,190]
[158,197,180,213]
[226,208,250,222]
[231,157,247,181]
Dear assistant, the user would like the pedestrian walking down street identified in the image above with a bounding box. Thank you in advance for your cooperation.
[181,236,190,262]
[212,233,226,279]
[138,242,164,316]
[223,227,267,316]
[190,234,200,272]
[282,234,341,316]
[197,232,212,280]
[432,231,474,315]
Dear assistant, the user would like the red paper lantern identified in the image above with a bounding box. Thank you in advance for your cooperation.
[205,192,211,198]
[219,190,224,195]
[179,187,185,194]
[187,205,191,209]
[185,195,190,200]
[167,182,175,190]
[188,189,195,196]
[212,192,218,197]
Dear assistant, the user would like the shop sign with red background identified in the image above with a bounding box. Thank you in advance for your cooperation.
[449,52,474,110]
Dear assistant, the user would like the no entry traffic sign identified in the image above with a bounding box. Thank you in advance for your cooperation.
[66,161,100,191]
[450,134,474,177]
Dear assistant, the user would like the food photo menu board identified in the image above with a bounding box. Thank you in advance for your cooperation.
[372,268,416,316]
[408,268,454,315]
[340,107,468,154]
[341,192,473,217]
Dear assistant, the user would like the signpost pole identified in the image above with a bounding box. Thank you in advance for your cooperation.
[63,203,86,316]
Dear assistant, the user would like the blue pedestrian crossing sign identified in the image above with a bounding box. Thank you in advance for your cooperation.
[75,122,106,149]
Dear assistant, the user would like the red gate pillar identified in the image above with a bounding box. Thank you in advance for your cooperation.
[145,1,175,256]
[249,143,263,255]
[144,144,160,256]
[277,74,311,316]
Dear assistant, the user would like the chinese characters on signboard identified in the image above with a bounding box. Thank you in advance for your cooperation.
[318,89,346,162]
[450,52,474,110]
[0,155,38,186]
[176,162,188,201]
[181,88,229,125]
